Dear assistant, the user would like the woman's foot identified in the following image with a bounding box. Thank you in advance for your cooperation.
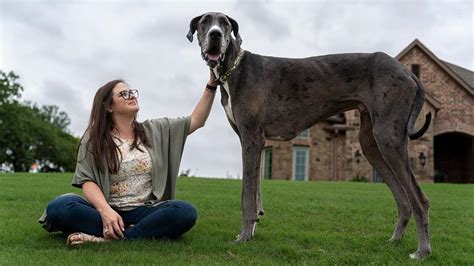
[66,232,108,247]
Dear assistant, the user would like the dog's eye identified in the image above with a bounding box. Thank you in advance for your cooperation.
[202,16,210,24]
[219,18,229,26]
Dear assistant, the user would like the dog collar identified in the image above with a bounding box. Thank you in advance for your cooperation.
[218,48,245,84]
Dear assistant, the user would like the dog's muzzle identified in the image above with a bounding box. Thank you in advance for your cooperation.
[202,51,225,67]
[202,29,227,67]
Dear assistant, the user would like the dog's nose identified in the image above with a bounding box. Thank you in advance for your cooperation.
[209,30,222,40]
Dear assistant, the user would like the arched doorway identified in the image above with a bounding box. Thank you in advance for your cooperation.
[434,132,473,183]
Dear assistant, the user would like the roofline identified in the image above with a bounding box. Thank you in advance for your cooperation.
[425,92,442,110]
[396,39,473,96]
[322,125,356,133]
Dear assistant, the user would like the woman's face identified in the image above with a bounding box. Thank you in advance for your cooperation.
[110,82,139,116]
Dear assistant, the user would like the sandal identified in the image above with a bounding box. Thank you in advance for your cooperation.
[66,232,108,247]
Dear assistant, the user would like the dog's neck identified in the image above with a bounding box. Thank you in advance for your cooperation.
[215,39,242,79]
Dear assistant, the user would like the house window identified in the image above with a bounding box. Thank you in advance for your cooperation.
[411,64,420,78]
[372,168,383,183]
[263,148,273,179]
[297,129,310,138]
[293,146,309,181]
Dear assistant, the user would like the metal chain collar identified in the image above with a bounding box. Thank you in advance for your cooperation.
[218,49,245,84]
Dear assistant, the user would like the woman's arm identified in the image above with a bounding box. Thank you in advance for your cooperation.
[188,70,218,135]
[82,181,124,240]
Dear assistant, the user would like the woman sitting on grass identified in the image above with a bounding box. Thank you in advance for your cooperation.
[40,71,218,246]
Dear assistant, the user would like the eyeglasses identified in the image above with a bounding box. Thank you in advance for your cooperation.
[117,89,139,100]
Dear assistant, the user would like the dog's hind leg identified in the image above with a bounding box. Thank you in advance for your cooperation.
[236,134,265,242]
[358,112,412,242]
[371,123,431,259]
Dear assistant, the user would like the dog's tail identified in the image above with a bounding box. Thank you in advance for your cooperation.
[407,73,431,140]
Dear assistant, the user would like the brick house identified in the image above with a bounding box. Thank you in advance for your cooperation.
[260,39,473,183]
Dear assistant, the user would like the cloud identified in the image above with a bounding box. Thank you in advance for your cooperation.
[235,0,291,41]
[1,1,65,40]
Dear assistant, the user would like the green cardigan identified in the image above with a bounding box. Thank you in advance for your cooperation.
[72,116,191,201]
[39,116,191,231]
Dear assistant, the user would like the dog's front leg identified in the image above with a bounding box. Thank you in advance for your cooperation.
[235,136,264,242]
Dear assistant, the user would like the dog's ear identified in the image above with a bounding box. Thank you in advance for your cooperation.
[187,15,202,42]
[226,15,242,45]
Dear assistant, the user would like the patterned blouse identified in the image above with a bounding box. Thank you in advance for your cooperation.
[108,136,155,211]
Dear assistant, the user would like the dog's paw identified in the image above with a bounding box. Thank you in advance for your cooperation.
[409,249,431,260]
[234,233,251,243]
[234,232,253,242]
[409,251,421,260]
[234,222,257,242]
[387,236,403,243]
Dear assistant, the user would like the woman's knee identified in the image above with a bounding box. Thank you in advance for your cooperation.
[170,201,197,228]
[46,194,84,221]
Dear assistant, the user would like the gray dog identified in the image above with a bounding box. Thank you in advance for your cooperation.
[187,12,432,259]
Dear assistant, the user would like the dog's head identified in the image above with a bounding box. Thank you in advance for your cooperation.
[186,12,242,68]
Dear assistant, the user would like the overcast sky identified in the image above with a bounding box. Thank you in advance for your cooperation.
[1,0,472,178]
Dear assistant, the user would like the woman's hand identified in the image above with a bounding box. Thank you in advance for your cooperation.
[99,207,125,240]
[82,182,125,240]
[208,68,218,86]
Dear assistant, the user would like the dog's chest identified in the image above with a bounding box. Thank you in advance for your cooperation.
[213,68,237,126]
[221,82,237,125]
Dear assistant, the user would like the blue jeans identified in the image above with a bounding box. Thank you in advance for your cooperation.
[46,194,197,239]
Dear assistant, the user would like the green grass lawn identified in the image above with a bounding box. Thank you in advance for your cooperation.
[0,173,473,265]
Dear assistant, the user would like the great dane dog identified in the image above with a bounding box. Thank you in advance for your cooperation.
[187,12,432,259]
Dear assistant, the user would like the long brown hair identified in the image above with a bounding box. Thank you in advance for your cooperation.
[80,79,150,174]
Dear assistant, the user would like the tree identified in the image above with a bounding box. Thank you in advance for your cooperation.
[0,70,25,164]
[1,102,40,171]
[0,71,23,105]
[0,70,79,172]
[31,112,79,171]
[39,104,71,132]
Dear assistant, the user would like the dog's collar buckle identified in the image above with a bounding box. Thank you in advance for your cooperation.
[218,48,245,84]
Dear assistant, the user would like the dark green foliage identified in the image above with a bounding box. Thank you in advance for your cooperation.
[0,70,79,171]
[0,71,23,105]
